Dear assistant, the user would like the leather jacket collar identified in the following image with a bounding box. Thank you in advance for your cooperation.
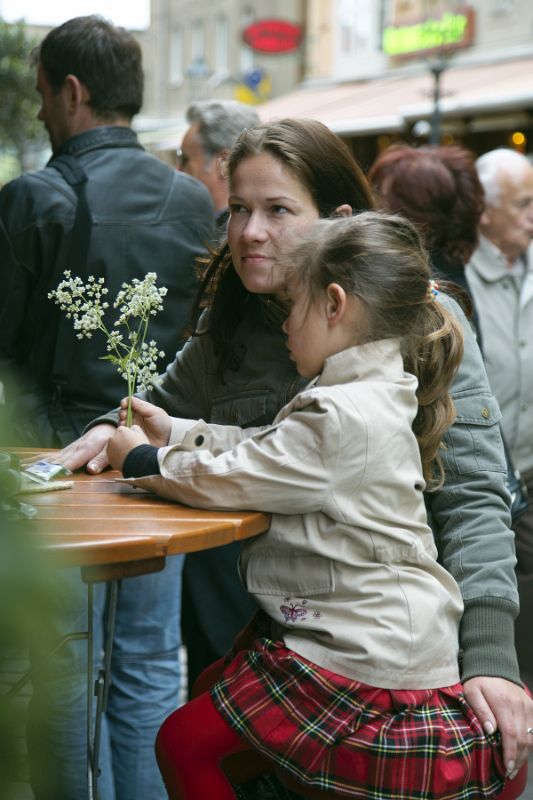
[51,125,142,161]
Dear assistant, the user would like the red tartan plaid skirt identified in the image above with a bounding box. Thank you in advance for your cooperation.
[211,614,506,799]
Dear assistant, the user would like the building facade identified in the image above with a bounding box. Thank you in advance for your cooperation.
[6,1,533,169]
[139,0,306,154]
[259,0,533,166]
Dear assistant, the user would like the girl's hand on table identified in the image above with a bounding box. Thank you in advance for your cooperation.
[107,425,150,473]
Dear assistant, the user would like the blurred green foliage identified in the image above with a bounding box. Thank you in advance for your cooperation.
[0,18,47,176]
[0,443,57,798]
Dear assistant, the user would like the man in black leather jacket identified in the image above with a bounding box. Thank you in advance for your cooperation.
[0,16,214,800]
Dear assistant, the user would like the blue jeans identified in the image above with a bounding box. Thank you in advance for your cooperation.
[27,556,184,799]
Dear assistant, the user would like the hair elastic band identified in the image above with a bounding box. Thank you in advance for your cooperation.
[428,280,439,301]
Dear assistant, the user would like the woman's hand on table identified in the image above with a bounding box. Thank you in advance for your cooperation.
[107,425,150,473]
[463,676,533,779]
[51,423,117,474]
[118,397,171,447]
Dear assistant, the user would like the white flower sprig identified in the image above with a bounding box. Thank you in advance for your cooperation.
[49,271,167,426]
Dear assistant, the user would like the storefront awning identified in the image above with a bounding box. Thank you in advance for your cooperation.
[256,55,533,136]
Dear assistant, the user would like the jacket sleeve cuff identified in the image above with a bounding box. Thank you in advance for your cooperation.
[459,596,521,685]
[83,409,120,432]
[123,444,160,478]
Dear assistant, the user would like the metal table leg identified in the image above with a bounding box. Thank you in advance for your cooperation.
[81,557,164,799]
[90,579,119,797]
[87,582,95,800]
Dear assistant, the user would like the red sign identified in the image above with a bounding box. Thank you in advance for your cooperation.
[243,19,303,54]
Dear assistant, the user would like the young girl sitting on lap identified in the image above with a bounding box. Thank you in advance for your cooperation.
[107,212,509,799]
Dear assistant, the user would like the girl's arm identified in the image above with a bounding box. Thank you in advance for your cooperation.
[108,398,268,475]
[119,395,350,515]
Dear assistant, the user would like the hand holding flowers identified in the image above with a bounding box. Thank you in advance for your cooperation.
[107,397,171,472]
[117,396,171,447]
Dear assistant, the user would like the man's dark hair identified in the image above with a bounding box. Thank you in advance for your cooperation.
[38,15,143,120]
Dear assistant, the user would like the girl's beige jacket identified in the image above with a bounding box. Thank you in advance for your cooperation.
[125,338,463,690]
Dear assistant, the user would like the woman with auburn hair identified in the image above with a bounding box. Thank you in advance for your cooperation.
[368,143,484,287]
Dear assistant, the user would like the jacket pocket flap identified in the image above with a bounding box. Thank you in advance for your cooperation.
[452,393,502,426]
[242,551,334,597]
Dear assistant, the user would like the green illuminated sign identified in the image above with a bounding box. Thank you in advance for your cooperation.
[383,12,470,56]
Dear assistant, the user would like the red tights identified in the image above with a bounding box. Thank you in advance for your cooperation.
[156,689,273,799]
[156,656,272,799]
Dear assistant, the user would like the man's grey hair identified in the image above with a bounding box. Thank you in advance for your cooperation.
[476,148,533,207]
[186,100,260,161]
